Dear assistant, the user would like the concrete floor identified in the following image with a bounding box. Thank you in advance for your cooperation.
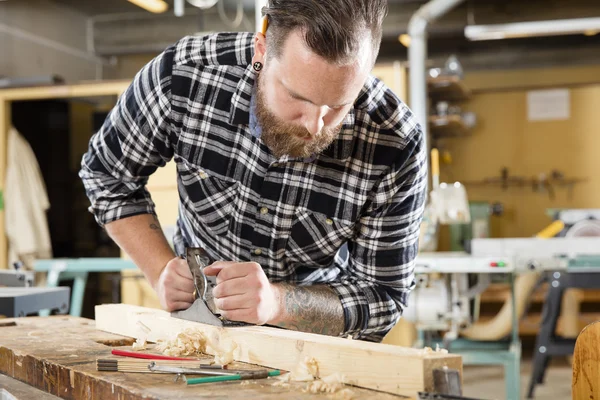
[462,356,572,400]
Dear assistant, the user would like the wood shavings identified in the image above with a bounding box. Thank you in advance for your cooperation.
[131,337,147,351]
[334,388,356,399]
[274,357,354,397]
[156,328,208,357]
[271,379,291,388]
[287,356,319,381]
[155,328,238,365]
[421,344,449,355]
[305,373,346,395]
[208,338,238,365]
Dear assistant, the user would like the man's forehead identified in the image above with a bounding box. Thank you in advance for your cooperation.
[276,28,373,71]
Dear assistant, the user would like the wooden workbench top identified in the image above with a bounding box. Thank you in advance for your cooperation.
[0,316,404,399]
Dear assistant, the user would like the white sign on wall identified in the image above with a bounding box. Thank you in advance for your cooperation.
[527,89,570,121]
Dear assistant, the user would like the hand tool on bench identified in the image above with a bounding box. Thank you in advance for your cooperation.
[111,348,203,361]
[96,359,224,373]
[170,247,249,327]
[184,369,281,385]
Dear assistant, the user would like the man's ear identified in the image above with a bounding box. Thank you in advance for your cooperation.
[252,32,267,66]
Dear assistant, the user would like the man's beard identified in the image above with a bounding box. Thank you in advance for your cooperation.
[255,76,343,159]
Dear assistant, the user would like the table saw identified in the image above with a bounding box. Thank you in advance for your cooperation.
[0,269,70,317]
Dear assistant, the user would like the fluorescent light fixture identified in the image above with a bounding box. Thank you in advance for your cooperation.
[465,17,600,41]
[398,34,411,47]
[127,0,168,13]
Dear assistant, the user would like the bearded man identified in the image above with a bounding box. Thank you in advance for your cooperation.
[80,0,426,342]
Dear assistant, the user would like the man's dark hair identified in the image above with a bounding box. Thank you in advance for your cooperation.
[262,0,388,66]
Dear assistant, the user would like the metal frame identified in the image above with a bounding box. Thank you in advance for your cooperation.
[34,258,138,317]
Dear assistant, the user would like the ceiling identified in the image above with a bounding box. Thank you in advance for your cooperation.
[47,0,600,70]
[51,0,424,16]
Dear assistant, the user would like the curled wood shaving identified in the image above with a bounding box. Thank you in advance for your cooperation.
[131,337,147,351]
[290,357,319,381]
[209,338,238,365]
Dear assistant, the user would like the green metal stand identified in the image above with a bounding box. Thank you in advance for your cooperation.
[34,258,138,317]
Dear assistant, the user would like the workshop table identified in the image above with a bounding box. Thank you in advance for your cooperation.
[0,316,403,399]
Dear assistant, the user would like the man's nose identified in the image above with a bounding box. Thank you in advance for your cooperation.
[303,106,327,137]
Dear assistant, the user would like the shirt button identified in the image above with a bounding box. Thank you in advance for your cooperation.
[271,163,279,168]
[254,248,262,256]
[259,207,268,215]
[198,171,208,179]
[325,218,334,225]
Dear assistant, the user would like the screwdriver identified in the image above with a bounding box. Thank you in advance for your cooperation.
[185,369,281,385]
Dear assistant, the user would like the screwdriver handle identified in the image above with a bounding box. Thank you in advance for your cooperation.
[185,370,280,385]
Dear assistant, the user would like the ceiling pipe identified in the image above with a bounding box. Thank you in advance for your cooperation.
[255,0,268,32]
[408,0,465,157]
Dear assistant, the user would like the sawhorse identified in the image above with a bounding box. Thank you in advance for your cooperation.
[527,268,600,398]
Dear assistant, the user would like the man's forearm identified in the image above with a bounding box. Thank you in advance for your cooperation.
[105,214,175,288]
[270,283,345,336]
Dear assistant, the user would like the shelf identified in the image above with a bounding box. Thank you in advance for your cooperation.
[429,114,471,137]
[427,75,471,102]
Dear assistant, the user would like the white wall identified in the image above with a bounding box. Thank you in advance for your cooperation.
[0,0,101,83]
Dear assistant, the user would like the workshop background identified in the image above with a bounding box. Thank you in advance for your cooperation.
[2,0,600,399]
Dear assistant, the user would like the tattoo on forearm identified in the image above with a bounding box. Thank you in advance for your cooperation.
[275,284,345,336]
[149,215,161,231]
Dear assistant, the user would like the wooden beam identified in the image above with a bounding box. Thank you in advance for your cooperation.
[96,304,462,398]
[0,99,10,269]
[0,80,130,101]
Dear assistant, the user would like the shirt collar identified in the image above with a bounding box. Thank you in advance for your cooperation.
[229,63,256,126]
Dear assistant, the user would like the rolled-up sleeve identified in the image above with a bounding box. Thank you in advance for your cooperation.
[79,46,175,226]
[330,129,427,342]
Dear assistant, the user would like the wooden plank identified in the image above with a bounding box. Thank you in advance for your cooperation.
[572,321,600,400]
[96,304,462,398]
[0,100,9,270]
[0,316,404,399]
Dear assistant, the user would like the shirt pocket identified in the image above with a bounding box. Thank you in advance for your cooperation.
[285,208,355,266]
[179,162,239,237]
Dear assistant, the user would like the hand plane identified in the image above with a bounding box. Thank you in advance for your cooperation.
[170,247,248,327]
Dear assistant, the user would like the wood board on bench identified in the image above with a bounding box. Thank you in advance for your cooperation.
[95,304,463,398]
[0,315,404,399]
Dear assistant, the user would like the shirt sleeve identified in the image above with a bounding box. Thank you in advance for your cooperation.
[329,128,427,342]
[79,45,176,227]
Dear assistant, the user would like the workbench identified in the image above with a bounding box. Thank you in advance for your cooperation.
[0,316,406,399]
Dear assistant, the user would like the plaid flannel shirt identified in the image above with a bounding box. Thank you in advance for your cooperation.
[80,32,427,341]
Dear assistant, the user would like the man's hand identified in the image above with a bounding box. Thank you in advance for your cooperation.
[204,261,345,336]
[203,262,281,325]
[155,257,195,312]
